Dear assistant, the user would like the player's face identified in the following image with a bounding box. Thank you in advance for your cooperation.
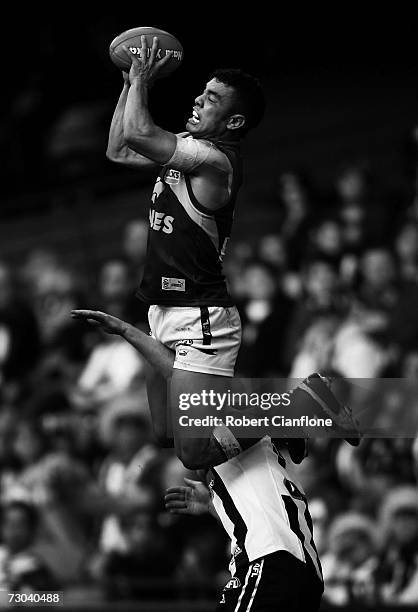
[187,78,237,138]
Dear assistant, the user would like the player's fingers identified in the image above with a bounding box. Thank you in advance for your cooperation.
[87,319,101,327]
[165,500,188,509]
[156,50,173,69]
[71,309,99,319]
[140,35,148,62]
[165,486,188,495]
[164,492,185,503]
[122,45,139,67]
[165,488,187,499]
[149,36,159,64]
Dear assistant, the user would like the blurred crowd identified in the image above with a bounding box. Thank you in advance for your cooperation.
[1,155,418,608]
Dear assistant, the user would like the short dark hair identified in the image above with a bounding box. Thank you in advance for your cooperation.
[209,68,265,134]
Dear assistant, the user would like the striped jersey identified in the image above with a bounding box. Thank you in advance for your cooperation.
[208,436,323,581]
[136,137,242,306]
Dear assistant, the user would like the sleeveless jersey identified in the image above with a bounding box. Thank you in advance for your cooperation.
[208,436,323,581]
[136,139,242,306]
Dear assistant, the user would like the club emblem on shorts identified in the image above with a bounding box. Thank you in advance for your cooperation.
[175,339,194,347]
[224,577,241,590]
[162,277,185,291]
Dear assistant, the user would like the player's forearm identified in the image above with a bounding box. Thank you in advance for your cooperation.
[121,323,174,379]
[107,83,130,159]
[123,78,176,162]
[123,78,156,140]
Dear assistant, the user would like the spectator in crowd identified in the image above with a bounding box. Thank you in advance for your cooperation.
[0,409,20,500]
[72,327,145,409]
[395,222,418,283]
[235,260,292,375]
[334,439,416,514]
[98,401,157,555]
[308,218,344,267]
[333,162,394,245]
[276,170,314,269]
[102,497,177,600]
[376,486,418,605]
[0,500,57,593]
[120,220,150,330]
[121,219,148,283]
[283,258,345,372]
[97,259,142,325]
[322,512,379,606]
[0,262,40,397]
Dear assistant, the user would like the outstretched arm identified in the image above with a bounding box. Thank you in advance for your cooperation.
[106,73,158,169]
[71,309,174,378]
[71,310,174,445]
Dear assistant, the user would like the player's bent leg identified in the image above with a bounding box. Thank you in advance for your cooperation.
[145,362,173,447]
[169,368,232,470]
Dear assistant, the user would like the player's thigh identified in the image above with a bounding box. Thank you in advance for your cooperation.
[169,369,229,455]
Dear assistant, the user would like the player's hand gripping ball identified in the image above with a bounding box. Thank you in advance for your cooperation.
[109,26,183,79]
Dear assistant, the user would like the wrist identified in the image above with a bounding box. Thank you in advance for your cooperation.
[120,321,130,338]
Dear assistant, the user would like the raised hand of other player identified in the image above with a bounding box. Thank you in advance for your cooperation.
[122,36,173,86]
[165,478,211,516]
[70,309,128,336]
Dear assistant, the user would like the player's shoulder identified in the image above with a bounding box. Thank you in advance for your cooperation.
[176,131,191,139]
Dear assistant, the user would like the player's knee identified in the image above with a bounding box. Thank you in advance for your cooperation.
[176,441,204,470]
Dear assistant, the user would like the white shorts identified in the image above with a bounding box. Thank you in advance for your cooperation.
[148,305,242,377]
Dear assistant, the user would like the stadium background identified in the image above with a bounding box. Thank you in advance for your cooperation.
[0,11,417,610]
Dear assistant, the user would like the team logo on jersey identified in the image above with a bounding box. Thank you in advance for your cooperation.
[164,168,181,185]
[162,277,185,291]
[224,577,241,590]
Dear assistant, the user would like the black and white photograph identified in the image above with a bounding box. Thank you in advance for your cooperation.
[0,10,417,611]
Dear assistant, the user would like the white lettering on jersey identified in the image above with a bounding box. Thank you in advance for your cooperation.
[149,209,174,234]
